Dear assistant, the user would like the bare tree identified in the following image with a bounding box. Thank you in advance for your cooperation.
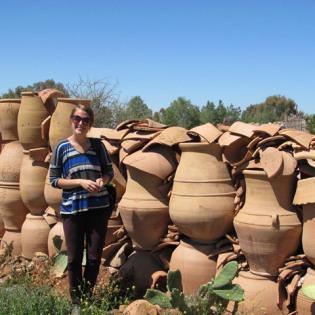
[67,77,121,127]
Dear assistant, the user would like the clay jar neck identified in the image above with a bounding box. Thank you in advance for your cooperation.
[123,165,168,202]
[21,91,55,115]
[242,170,296,213]
[179,237,216,254]
[176,142,230,181]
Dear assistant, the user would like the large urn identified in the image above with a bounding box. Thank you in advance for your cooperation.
[0,141,28,230]
[49,98,91,151]
[296,268,315,315]
[17,91,54,149]
[233,271,282,315]
[20,148,49,215]
[234,170,302,276]
[44,166,62,216]
[169,142,236,243]
[169,238,217,295]
[0,99,20,141]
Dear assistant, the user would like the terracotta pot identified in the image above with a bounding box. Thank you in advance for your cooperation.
[18,91,54,149]
[0,230,22,256]
[49,98,91,151]
[296,268,315,315]
[234,170,302,276]
[44,166,62,216]
[105,224,123,246]
[0,141,24,183]
[47,221,66,257]
[0,99,20,141]
[0,184,29,231]
[118,166,170,250]
[233,271,282,315]
[169,238,217,295]
[119,250,164,294]
[169,142,236,242]
[301,204,315,265]
[21,214,50,259]
[20,149,49,215]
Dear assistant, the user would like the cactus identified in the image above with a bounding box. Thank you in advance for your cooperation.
[145,261,244,314]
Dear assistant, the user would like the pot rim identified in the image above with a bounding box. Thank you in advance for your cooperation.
[0,99,21,103]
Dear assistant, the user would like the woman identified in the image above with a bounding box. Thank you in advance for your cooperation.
[50,104,113,313]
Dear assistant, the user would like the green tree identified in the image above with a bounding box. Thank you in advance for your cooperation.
[0,79,69,98]
[200,101,216,124]
[306,114,315,134]
[241,95,298,123]
[160,97,200,129]
[125,96,152,120]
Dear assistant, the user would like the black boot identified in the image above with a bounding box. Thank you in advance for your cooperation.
[70,288,81,315]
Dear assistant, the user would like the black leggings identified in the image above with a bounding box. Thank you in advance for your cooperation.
[62,209,110,299]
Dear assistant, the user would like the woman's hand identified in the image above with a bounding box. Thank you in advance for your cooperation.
[80,179,101,192]
[96,178,105,188]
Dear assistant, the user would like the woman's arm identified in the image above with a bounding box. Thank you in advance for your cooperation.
[58,178,100,192]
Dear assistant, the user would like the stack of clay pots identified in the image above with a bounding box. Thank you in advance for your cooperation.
[17,91,60,259]
[168,124,236,294]
[293,156,315,313]
[0,98,28,255]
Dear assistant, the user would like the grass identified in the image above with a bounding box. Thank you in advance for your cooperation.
[0,255,137,315]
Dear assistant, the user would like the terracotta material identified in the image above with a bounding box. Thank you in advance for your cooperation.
[0,141,24,183]
[0,230,22,256]
[253,123,282,136]
[294,177,315,205]
[281,151,297,176]
[18,91,54,149]
[118,166,170,250]
[299,203,315,265]
[233,271,282,315]
[299,163,315,178]
[123,145,177,180]
[0,184,29,231]
[44,166,62,215]
[218,132,241,146]
[279,128,314,149]
[260,147,283,179]
[37,88,64,104]
[142,126,191,151]
[229,121,256,138]
[296,268,315,315]
[88,127,129,142]
[0,99,20,140]
[234,170,302,276]
[122,300,158,315]
[119,250,164,294]
[187,123,222,144]
[169,142,236,242]
[47,221,66,257]
[21,214,50,259]
[169,238,217,295]
[222,136,251,165]
[49,98,91,151]
[20,148,49,215]
[258,135,287,147]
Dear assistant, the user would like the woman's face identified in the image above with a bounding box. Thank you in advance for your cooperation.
[70,109,91,136]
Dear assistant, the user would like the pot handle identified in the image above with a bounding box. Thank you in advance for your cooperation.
[271,214,279,228]
[41,115,51,141]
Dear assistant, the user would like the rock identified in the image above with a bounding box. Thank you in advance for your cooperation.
[123,299,158,315]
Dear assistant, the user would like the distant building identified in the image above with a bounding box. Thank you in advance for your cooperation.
[281,115,307,132]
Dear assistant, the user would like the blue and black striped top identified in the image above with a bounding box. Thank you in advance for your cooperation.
[50,138,114,215]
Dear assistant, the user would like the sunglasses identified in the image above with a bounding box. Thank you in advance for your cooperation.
[71,115,90,125]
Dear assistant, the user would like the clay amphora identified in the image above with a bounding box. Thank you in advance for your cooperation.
[0,141,24,183]
[49,98,91,151]
[21,214,50,259]
[18,91,54,149]
[47,221,66,257]
[118,166,170,250]
[119,250,164,294]
[0,99,20,141]
[0,230,22,256]
[234,170,302,276]
[169,238,217,295]
[233,271,282,315]
[0,184,29,231]
[20,148,49,215]
[169,142,236,242]
[301,203,315,265]
[296,268,315,314]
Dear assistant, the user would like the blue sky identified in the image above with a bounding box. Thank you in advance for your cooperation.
[0,1,314,113]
